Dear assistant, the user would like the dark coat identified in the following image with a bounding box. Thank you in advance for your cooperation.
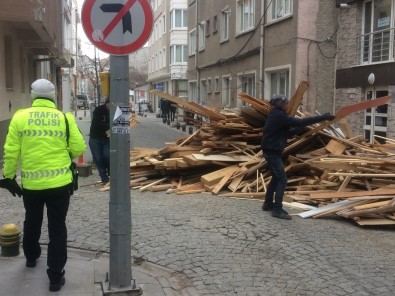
[261,107,328,153]
[90,104,110,139]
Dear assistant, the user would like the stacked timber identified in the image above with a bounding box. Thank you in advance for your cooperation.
[126,85,395,226]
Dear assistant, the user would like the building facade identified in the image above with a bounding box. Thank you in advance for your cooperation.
[186,0,337,113]
[147,0,189,111]
[336,0,395,141]
[0,0,76,158]
[187,0,262,108]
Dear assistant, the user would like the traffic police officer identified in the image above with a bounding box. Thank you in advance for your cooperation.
[1,79,86,292]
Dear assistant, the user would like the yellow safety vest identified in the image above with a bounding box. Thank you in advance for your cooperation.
[3,98,86,190]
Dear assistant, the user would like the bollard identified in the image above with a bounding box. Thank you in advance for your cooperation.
[189,126,193,134]
[176,122,180,129]
[181,125,186,132]
[0,224,21,257]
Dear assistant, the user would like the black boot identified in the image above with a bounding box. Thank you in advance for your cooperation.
[272,209,292,220]
[26,247,41,268]
[47,269,66,292]
[262,203,273,211]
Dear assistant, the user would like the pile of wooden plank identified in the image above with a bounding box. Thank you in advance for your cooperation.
[126,84,395,226]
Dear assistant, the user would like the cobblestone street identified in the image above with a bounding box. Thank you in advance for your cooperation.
[1,114,394,296]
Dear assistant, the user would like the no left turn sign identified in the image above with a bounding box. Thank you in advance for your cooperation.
[82,0,153,55]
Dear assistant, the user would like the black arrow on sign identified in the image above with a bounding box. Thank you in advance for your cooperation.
[100,4,132,34]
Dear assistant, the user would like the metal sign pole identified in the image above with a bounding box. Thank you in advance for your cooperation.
[107,55,140,294]
[81,1,153,294]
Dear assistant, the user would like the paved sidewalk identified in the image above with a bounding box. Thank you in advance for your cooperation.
[0,246,198,296]
[1,113,394,295]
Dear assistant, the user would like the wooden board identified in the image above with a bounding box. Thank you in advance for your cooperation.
[287,81,309,117]
[325,139,347,155]
[298,200,360,218]
[150,90,226,121]
[201,165,240,186]
[355,218,395,226]
[192,154,251,162]
[336,95,391,118]
[309,189,395,199]
[212,168,238,195]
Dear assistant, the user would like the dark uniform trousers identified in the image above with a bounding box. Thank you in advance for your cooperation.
[22,184,71,273]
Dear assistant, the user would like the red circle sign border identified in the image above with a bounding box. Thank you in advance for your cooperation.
[82,0,153,55]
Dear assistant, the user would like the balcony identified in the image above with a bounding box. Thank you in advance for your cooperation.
[356,27,395,65]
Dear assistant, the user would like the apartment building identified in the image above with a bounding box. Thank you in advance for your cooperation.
[0,0,76,157]
[187,0,262,108]
[187,0,337,113]
[147,0,189,111]
[336,0,395,141]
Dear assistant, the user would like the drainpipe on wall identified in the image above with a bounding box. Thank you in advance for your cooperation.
[195,0,200,104]
[259,0,265,99]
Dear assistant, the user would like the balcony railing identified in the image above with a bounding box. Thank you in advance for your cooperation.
[356,27,395,65]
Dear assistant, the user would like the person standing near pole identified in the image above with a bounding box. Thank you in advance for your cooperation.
[1,79,86,292]
[89,98,110,184]
[261,94,335,220]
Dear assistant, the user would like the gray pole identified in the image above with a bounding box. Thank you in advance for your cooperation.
[108,54,133,290]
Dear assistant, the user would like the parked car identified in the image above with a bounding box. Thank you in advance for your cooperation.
[76,94,90,109]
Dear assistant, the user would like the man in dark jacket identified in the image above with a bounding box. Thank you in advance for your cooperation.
[89,98,110,184]
[261,95,335,220]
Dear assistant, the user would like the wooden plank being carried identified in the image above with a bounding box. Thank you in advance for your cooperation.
[238,93,270,114]
[287,81,309,117]
[299,95,392,139]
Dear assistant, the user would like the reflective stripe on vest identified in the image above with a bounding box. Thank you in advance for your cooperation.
[21,167,70,179]
[18,130,67,138]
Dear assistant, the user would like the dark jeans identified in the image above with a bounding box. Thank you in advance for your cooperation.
[89,137,110,182]
[264,152,287,211]
[22,185,70,272]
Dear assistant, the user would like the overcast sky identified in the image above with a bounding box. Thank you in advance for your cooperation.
[76,0,108,59]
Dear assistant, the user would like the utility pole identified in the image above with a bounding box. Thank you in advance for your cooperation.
[94,46,101,107]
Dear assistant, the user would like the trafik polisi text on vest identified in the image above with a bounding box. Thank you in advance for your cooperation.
[27,112,61,126]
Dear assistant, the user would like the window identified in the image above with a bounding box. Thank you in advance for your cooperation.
[241,75,255,97]
[189,81,198,103]
[189,29,196,55]
[170,45,188,64]
[271,70,289,97]
[213,15,218,33]
[221,9,230,42]
[222,76,231,107]
[177,80,188,98]
[162,14,166,35]
[20,47,25,92]
[206,19,211,36]
[207,78,212,93]
[5,36,14,90]
[170,9,187,29]
[198,22,206,50]
[237,0,255,33]
[215,77,220,93]
[364,89,389,143]
[358,0,393,64]
[200,79,207,105]
[269,0,292,22]
[162,47,166,68]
